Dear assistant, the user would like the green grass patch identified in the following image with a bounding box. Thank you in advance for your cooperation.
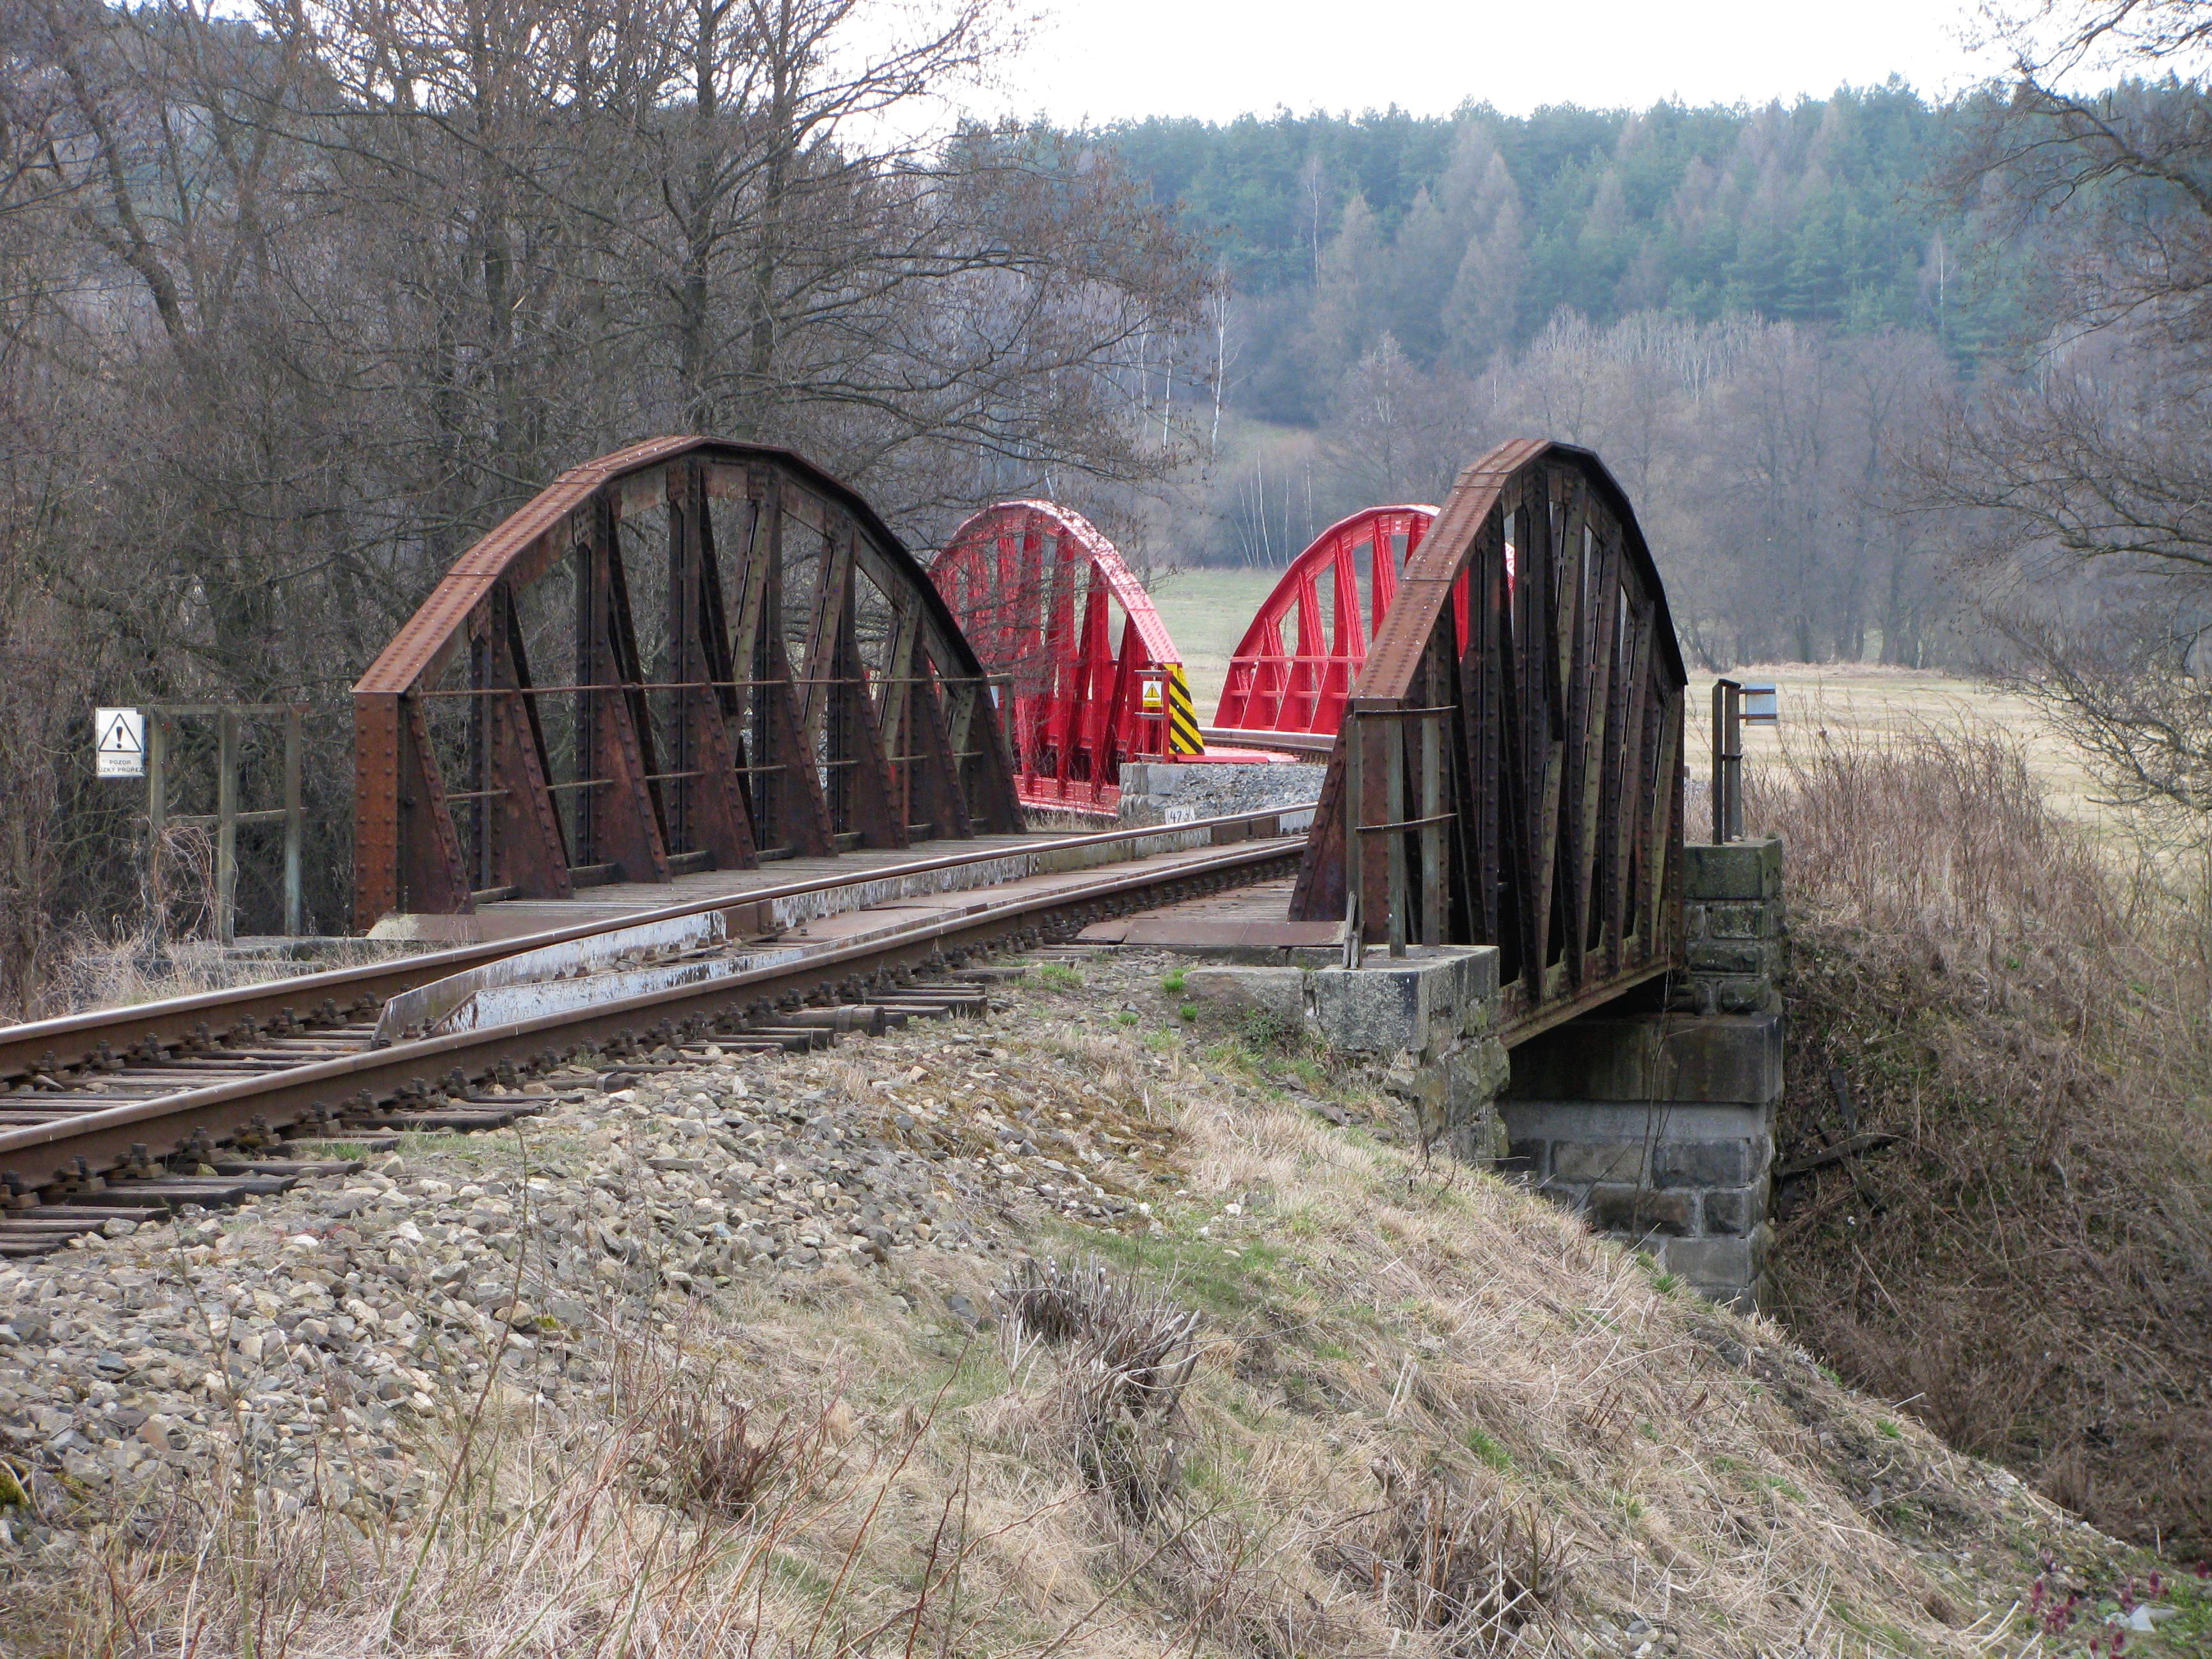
[397,1133,485,1155]
[1068,1225,1287,1324]
[280,1140,379,1163]
[1877,1418,1903,1439]
[1038,963,1084,990]
[1112,1011,1139,1027]
[1464,1427,1514,1471]
[1160,968,1187,994]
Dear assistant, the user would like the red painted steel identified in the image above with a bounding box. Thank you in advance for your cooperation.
[1214,505,1438,737]
[931,502,1189,813]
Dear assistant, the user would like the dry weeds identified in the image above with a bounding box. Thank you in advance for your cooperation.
[1751,724,2212,1557]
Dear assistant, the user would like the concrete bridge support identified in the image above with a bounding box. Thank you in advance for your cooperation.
[1177,836,1786,1311]
[1500,838,1785,1309]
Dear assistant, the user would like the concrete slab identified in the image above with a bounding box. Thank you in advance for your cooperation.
[1074,879,1343,958]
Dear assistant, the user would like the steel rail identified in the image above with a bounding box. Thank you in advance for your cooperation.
[0,834,1304,1189]
[0,806,1304,1089]
[1199,726,1338,757]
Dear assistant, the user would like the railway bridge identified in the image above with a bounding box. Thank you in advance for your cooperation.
[1,437,1783,1307]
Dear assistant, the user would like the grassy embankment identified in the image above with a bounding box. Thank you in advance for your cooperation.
[13,953,2205,1656]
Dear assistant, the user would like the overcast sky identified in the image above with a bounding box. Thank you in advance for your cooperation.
[978,0,2005,125]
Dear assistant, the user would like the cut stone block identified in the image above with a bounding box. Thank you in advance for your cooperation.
[1585,1185,1696,1238]
[1308,946,1498,1057]
[1550,1141,1646,1183]
[1685,837,1783,902]
[1653,1139,1758,1189]
[1701,1186,1763,1235]
[1662,1233,1761,1289]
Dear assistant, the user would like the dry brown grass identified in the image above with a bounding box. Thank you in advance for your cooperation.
[10,960,2193,1656]
[1749,724,2212,1557]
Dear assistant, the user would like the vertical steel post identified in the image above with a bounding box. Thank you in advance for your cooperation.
[469,629,490,893]
[147,714,167,841]
[216,709,238,945]
[1710,678,1743,844]
[1384,718,1407,959]
[284,705,303,937]
[1342,706,1363,969]
[1418,709,1444,947]
[147,713,168,941]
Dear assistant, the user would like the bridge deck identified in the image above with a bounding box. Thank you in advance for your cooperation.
[371,835,1033,944]
[1075,878,1341,954]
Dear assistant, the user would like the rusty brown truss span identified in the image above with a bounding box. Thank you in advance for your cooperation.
[355,437,1023,929]
[1290,439,1689,1035]
[0,836,1302,1190]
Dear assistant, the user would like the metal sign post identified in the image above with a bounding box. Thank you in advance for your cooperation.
[139,703,308,943]
[1710,678,1744,844]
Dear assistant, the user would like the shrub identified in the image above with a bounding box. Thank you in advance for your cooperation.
[997,1256,1202,1521]
[1329,1456,1566,1644]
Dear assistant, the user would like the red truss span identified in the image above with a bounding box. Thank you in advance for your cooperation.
[931,501,1199,813]
[1213,505,1438,739]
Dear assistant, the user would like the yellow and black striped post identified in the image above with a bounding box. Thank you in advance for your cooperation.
[1165,663,1203,757]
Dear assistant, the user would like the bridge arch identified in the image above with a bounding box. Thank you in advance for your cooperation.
[1290,440,1689,1034]
[930,501,1194,812]
[353,438,1022,928]
[1212,504,1438,739]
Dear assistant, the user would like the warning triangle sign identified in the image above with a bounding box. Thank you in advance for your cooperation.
[95,707,145,776]
[97,711,142,753]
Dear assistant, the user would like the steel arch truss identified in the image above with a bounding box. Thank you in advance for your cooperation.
[355,438,1022,929]
[931,501,1194,813]
[1289,441,1689,1037]
[1214,505,1437,738]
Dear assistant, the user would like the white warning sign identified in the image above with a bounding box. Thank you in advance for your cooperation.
[95,707,145,778]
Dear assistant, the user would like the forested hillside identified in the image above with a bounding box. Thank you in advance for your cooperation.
[1084,90,2065,674]
[1105,89,2030,421]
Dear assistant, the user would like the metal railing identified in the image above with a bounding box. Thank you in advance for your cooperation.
[146,703,307,943]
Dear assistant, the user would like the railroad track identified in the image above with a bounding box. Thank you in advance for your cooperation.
[0,812,1308,1258]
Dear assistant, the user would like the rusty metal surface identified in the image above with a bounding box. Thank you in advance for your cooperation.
[354,439,1023,929]
[1289,440,1688,1036]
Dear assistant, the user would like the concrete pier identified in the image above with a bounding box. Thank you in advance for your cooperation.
[1500,838,1786,1309]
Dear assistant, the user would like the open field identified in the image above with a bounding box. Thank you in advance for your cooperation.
[1150,566,1282,718]
[1726,662,2108,830]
